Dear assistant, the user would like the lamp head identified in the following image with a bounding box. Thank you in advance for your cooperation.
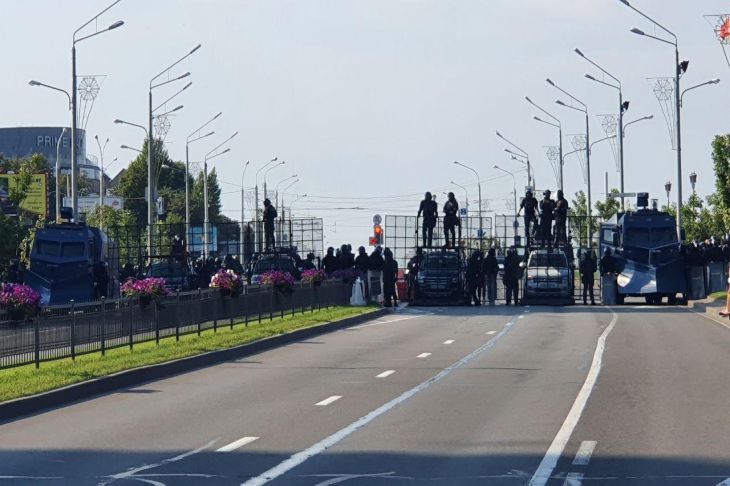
[525,96,532,103]
[271,156,278,162]
[492,164,499,169]
[574,48,585,57]
[533,116,542,122]
[664,181,672,192]
[28,80,40,86]
[453,161,459,165]
[177,72,191,81]
[113,119,123,124]
[679,60,689,74]
[546,78,555,86]
[630,27,645,36]
[214,111,223,119]
[171,105,184,113]
[108,20,124,30]
[555,100,566,106]
[618,0,630,5]
[190,44,202,55]
[711,78,721,84]
[645,115,654,120]
[495,130,503,138]
[584,73,596,81]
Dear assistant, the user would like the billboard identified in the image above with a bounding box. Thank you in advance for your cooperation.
[64,196,124,214]
[0,173,48,218]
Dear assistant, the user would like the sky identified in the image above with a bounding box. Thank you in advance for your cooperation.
[3,0,730,248]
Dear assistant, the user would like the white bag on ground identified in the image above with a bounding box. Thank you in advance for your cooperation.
[350,277,367,306]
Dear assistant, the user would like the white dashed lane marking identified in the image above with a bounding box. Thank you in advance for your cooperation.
[562,472,583,486]
[572,440,597,466]
[417,353,432,358]
[216,436,259,452]
[443,340,455,345]
[376,370,395,378]
[315,396,342,406]
[486,330,497,335]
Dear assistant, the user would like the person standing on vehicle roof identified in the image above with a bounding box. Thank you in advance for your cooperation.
[503,247,520,305]
[417,192,439,248]
[382,248,399,307]
[554,190,569,246]
[443,192,460,249]
[580,250,597,305]
[538,190,555,246]
[262,198,277,250]
[483,247,499,306]
[518,190,539,247]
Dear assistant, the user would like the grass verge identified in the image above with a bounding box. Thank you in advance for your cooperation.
[710,291,727,302]
[0,305,376,403]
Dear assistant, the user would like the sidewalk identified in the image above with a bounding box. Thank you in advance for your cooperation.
[686,295,730,331]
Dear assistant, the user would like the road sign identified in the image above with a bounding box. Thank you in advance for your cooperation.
[459,207,468,216]
[373,214,382,225]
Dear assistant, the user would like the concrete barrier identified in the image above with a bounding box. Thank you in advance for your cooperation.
[601,275,617,305]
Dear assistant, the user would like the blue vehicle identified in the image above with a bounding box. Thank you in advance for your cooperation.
[25,223,118,305]
[599,194,687,305]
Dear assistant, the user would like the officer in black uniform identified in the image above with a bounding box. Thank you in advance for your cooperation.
[406,247,423,300]
[262,199,277,250]
[538,190,555,246]
[466,251,482,306]
[518,190,539,247]
[503,247,520,305]
[554,190,569,246]
[443,192,460,249]
[383,248,399,307]
[417,192,439,248]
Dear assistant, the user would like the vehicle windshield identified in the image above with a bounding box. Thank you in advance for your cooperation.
[35,240,60,257]
[150,262,186,278]
[61,242,85,258]
[625,227,677,246]
[421,253,459,270]
[529,253,567,268]
[254,258,296,274]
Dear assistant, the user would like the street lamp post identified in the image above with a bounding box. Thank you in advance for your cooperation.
[496,131,532,189]
[263,161,286,202]
[114,119,150,255]
[203,131,238,258]
[665,181,672,207]
[254,157,278,252]
[148,44,200,258]
[55,128,68,221]
[548,78,593,245]
[72,1,124,220]
[494,165,518,220]
[94,135,109,212]
[575,47,629,210]
[186,112,221,246]
[240,160,250,261]
[453,161,483,246]
[620,0,687,241]
[450,181,469,212]
[526,96,564,190]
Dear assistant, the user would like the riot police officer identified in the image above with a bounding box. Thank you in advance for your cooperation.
[538,190,555,246]
[554,190,569,246]
[518,190,539,247]
[443,192,460,249]
[417,192,439,248]
[503,247,521,305]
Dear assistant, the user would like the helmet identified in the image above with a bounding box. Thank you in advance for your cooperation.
[543,190,552,196]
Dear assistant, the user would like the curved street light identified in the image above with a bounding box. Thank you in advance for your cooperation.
[526,96,564,189]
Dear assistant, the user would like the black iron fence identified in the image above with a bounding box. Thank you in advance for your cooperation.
[0,281,350,369]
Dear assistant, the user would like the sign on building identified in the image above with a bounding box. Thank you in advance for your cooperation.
[65,196,124,214]
[0,173,48,218]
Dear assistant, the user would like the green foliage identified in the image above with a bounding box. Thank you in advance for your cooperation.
[711,134,730,209]
[0,306,374,403]
[594,189,621,221]
[0,212,22,265]
[190,168,221,223]
[19,217,46,266]
[86,205,138,229]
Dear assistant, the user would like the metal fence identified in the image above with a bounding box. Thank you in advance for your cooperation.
[106,218,324,270]
[0,281,349,369]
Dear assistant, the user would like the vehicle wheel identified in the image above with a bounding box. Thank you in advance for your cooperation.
[667,295,677,305]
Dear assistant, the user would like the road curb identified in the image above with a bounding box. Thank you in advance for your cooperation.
[0,307,388,424]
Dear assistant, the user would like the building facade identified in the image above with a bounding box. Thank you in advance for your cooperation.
[0,126,100,180]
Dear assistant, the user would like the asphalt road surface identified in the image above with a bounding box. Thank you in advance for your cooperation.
[1,303,729,485]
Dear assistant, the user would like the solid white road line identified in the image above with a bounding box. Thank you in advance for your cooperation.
[315,395,342,406]
[216,436,259,452]
[376,370,395,378]
[528,309,618,486]
[683,306,730,332]
[240,313,519,486]
[417,353,432,358]
[562,472,583,486]
[443,340,455,345]
[572,440,597,466]
[486,330,497,335]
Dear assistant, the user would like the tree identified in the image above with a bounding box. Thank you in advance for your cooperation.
[190,168,221,224]
[711,134,730,209]
[594,189,621,221]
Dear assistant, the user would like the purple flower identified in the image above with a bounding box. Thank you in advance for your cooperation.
[0,283,41,316]
[301,269,327,285]
[121,277,170,298]
[260,271,296,288]
[210,269,243,292]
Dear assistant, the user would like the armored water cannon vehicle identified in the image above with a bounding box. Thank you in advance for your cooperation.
[25,220,118,305]
[599,192,687,305]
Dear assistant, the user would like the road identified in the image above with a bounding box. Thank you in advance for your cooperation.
[0,304,729,485]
